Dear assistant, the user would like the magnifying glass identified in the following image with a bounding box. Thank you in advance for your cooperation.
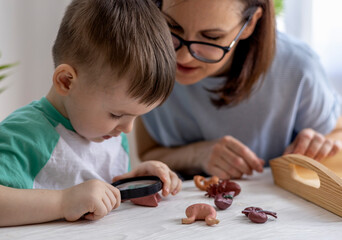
[111,176,163,200]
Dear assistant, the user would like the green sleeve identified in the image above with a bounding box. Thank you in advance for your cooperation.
[120,133,131,171]
[0,105,59,189]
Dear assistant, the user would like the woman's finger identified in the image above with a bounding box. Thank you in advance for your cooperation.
[223,136,263,172]
[327,140,342,157]
[304,133,325,158]
[216,143,252,175]
[313,139,333,161]
[292,129,315,155]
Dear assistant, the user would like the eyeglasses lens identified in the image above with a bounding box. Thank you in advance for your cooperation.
[171,34,224,62]
[171,33,225,63]
[189,44,224,62]
[171,34,181,50]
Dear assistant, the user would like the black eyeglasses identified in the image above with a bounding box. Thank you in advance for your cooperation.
[171,15,253,63]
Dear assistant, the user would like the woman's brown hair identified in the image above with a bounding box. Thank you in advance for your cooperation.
[154,0,276,107]
[210,0,276,107]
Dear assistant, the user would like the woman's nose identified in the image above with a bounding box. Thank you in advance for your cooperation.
[176,45,195,64]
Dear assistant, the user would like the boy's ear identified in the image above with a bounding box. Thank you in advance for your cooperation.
[239,7,263,40]
[53,64,77,96]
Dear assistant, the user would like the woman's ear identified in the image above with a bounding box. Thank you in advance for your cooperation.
[239,7,263,40]
[52,64,77,96]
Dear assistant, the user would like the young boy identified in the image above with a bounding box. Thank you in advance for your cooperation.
[0,0,181,226]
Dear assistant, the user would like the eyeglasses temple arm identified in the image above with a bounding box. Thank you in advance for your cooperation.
[228,14,254,49]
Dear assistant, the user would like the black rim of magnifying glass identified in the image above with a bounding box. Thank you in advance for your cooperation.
[112,176,163,200]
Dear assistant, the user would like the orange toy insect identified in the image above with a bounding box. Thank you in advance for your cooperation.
[182,203,220,226]
[193,175,219,191]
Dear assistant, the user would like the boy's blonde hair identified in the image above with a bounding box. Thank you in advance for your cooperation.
[52,0,175,105]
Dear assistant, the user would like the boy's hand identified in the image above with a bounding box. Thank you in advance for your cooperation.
[112,161,182,197]
[61,179,121,222]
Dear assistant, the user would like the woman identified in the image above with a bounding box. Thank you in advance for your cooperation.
[136,0,342,179]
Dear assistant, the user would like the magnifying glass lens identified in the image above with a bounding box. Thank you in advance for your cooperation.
[115,180,159,190]
[112,176,163,200]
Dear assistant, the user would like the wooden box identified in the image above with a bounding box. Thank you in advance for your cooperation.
[270,152,342,217]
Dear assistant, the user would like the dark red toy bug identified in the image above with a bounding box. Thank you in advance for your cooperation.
[214,191,235,210]
[206,179,241,210]
[205,179,241,198]
[242,207,277,223]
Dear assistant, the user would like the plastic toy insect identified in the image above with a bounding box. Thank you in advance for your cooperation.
[205,179,241,198]
[193,175,219,191]
[205,179,241,210]
[214,191,235,210]
[130,193,161,207]
[242,207,277,223]
[182,203,220,226]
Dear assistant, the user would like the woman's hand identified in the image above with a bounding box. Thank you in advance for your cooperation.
[284,128,342,161]
[61,179,121,222]
[203,136,264,179]
[112,161,182,197]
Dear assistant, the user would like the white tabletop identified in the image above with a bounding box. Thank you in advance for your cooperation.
[1,168,342,240]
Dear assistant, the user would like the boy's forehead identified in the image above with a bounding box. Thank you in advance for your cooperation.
[91,71,130,92]
[86,66,166,114]
[103,89,161,116]
[108,101,161,117]
[101,69,137,90]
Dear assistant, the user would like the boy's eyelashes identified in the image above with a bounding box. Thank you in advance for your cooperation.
[109,113,123,119]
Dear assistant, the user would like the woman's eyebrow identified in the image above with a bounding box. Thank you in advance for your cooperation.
[162,12,228,34]
[201,28,227,33]
[202,22,242,35]
[162,12,180,26]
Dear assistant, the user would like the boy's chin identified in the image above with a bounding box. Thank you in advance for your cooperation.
[89,137,105,143]
[86,135,117,143]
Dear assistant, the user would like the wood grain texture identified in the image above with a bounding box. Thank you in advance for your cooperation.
[270,152,342,217]
[1,169,342,240]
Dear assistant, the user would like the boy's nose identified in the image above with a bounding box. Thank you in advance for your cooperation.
[116,120,134,134]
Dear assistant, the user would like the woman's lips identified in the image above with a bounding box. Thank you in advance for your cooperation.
[177,63,199,74]
[102,135,112,140]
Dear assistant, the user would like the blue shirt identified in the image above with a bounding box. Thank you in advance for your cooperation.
[142,32,341,165]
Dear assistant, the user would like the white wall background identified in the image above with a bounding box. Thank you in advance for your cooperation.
[0,0,341,167]
[0,0,71,120]
[281,0,342,94]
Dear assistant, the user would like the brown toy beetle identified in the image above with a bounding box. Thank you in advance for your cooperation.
[242,207,277,223]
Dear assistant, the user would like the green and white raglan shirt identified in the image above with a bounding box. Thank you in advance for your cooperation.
[0,97,130,190]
